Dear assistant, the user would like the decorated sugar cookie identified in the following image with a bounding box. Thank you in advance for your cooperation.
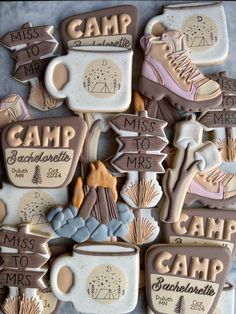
[110,92,168,208]
[0,94,30,129]
[47,161,134,242]
[50,242,139,313]
[161,116,221,223]
[0,23,62,111]
[145,244,232,314]
[144,2,228,65]
[1,116,87,188]
[59,5,138,49]
[163,208,236,254]
[45,46,133,113]
[1,224,50,314]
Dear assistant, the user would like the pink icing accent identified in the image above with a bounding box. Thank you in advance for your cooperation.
[144,56,204,101]
[142,61,157,82]
[189,179,224,199]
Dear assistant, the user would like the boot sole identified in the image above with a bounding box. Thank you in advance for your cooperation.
[139,76,222,112]
[185,193,236,209]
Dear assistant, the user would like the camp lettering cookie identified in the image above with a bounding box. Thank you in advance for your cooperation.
[145,244,232,314]
[163,208,236,254]
[60,5,138,49]
[1,116,87,188]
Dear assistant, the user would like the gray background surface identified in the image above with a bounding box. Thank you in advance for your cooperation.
[0,1,236,313]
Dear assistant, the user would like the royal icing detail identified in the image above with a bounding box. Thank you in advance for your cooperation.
[0,23,62,111]
[145,245,232,314]
[1,117,87,188]
[87,264,127,304]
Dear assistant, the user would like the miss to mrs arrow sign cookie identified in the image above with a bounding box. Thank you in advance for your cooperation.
[1,116,87,188]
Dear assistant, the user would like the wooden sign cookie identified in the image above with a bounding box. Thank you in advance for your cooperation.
[60,5,138,49]
[145,244,232,314]
[0,182,68,237]
[0,94,31,129]
[199,72,236,128]
[163,208,236,254]
[47,161,134,242]
[0,23,62,111]
[110,92,168,208]
[1,116,87,188]
[1,224,50,314]
[160,116,221,223]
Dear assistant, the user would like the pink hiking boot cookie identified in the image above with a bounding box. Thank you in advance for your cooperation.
[139,31,222,112]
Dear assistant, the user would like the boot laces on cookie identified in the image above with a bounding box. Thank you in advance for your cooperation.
[201,168,233,186]
[167,49,200,83]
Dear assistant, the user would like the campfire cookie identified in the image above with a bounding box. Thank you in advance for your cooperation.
[47,161,134,242]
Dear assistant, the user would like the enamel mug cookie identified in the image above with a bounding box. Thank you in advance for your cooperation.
[145,1,228,66]
[50,243,139,313]
[45,46,133,113]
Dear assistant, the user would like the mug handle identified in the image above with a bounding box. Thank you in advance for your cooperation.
[50,255,76,303]
[45,56,69,100]
[144,14,167,35]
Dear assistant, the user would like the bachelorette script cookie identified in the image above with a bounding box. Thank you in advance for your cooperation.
[0,23,62,111]
[1,116,87,188]
[145,244,232,314]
